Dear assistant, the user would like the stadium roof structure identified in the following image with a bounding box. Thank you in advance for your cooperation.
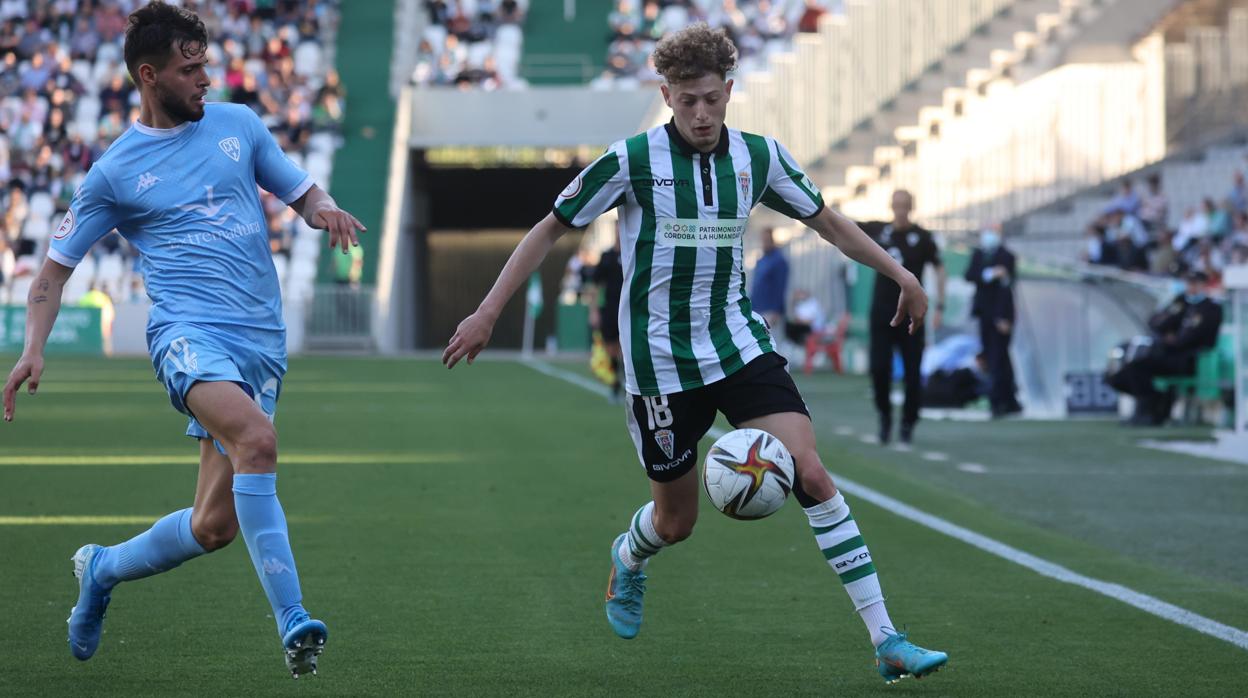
[407,87,663,148]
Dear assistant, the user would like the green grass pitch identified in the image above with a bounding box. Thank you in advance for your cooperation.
[1,356,1245,696]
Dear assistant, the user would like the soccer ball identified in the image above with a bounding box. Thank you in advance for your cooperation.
[702,428,795,520]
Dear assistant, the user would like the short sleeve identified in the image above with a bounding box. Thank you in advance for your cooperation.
[246,108,313,204]
[759,139,824,220]
[47,165,121,268]
[926,235,943,267]
[552,143,628,229]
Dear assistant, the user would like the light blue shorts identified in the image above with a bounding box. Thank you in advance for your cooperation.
[150,325,287,449]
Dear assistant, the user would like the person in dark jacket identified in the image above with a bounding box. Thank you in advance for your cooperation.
[1107,271,1224,425]
[965,225,1022,418]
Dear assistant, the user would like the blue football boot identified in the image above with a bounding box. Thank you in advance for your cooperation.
[604,533,647,639]
[875,629,948,683]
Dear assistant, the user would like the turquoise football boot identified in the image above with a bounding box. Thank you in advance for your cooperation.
[875,629,948,683]
[604,533,646,639]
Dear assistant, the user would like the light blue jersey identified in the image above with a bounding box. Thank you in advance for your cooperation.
[49,103,312,439]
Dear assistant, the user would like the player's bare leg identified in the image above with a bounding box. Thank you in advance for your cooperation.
[605,459,699,638]
[191,439,240,550]
[738,412,948,682]
[186,382,326,678]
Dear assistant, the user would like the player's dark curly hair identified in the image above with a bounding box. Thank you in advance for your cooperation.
[652,23,738,83]
[123,1,207,84]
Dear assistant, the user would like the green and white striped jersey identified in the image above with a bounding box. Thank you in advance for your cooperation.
[552,121,824,397]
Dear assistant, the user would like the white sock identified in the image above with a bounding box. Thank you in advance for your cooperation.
[620,501,667,572]
[805,493,893,647]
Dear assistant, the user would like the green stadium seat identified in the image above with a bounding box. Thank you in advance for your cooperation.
[1153,331,1234,424]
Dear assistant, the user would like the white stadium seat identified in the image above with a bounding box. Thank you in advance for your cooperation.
[294,41,323,78]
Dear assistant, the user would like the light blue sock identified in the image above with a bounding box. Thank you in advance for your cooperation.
[233,473,307,636]
[92,508,207,589]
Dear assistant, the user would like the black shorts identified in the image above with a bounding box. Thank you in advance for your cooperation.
[625,352,810,482]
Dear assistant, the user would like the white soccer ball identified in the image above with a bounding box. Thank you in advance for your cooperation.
[702,428,795,520]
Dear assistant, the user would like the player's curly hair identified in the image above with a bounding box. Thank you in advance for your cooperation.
[123,1,207,84]
[652,23,738,83]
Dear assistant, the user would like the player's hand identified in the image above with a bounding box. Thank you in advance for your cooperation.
[996,319,1012,335]
[3,354,45,422]
[443,311,495,369]
[311,205,367,254]
[890,275,928,335]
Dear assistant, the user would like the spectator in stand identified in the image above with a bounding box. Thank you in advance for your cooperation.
[1138,173,1167,234]
[1104,206,1149,271]
[1151,229,1179,277]
[0,1,343,304]
[1225,211,1248,258]
[1174,205,1207,254]
[798,0,825,33]
[1205,197,1230,241]
[1229,170,1246,215]
[2,179,27,251]
[1110,178,1141,217]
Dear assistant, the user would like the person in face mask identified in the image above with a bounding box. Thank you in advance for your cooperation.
[1106,271,1224,425]
[964,224,1022,417]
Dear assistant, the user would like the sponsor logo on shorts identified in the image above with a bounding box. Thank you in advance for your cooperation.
[654,428,675,460]
[652,447,693,472]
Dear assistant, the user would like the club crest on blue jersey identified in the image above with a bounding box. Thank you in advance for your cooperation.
[219,137,241,162]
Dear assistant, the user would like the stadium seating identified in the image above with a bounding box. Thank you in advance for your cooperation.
[404,0,530,90]
[0,0,343,316]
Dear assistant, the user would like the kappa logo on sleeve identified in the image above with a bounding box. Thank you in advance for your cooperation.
[52,210,75,240]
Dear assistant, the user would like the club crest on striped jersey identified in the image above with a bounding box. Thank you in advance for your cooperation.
[559,175,583,200]
[218,137,241,162]
[737,170,750,200]
[654,428,675,460]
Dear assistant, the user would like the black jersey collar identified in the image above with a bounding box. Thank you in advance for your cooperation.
[665,119,730,157]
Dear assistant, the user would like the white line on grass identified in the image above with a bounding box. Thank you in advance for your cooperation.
[524,359,1248,652]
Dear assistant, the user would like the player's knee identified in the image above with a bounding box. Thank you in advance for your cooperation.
[233,423,278,472]
[192,513,238,551]
[792,448,836,501]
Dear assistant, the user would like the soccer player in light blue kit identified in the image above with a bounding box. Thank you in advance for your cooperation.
[1,2,364,678]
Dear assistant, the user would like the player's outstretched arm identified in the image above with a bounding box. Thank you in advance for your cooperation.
[805,207,928,334]
[290,185,366,254]
[4,259,74,422]
[443,213,573,369]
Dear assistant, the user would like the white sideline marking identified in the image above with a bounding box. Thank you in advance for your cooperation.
[833,425,855,436]
[958,463,989,474]
[921,451,949,462]
[525,359,1248,652]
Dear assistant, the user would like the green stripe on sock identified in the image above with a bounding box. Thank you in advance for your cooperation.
[631,509,660,552]
[811,513,854,535]
[821,535,866,561]
[838,562,877,584]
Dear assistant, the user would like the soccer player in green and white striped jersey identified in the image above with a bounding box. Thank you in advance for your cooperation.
[444,24,948,684]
